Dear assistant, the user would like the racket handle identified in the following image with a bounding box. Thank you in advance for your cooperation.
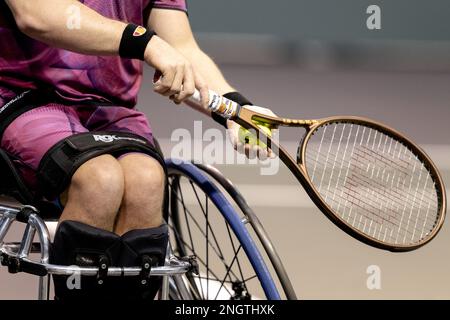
[189,89,240,119]
[154,70,239,119]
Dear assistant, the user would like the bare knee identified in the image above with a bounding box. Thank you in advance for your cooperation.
[71,154,125,204]
[61,155,125,228]
[121,154,165,199]
[116,154,165,232]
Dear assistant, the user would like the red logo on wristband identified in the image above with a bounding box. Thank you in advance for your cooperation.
[133,26,147,37]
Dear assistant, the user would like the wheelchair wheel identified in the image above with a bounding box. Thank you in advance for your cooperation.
[166,160,281,300]
[194,163,297,300]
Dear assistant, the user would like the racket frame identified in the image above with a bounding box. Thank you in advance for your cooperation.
[233,109,446,252]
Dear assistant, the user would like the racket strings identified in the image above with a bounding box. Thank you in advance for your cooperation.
[308,128,436,215]
[324,136,436,242]
[307,147,437,210]
[306,145,438,226]
[304,122,440,246]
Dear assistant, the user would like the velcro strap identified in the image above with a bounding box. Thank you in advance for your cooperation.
[37,131,165,199]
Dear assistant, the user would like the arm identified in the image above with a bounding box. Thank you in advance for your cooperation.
[5,0,199,103]
[148,9,235,117]
[5,0,125,55]
[148,9,276,159]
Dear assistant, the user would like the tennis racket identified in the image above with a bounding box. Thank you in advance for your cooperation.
[188,89,446,252]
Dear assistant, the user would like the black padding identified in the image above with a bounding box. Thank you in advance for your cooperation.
[117,224,169,300]
[0,149,33,204]
[37,131,166,199]
[32,200,62,221]
[0,149,63,220]
[15,206,35,223]
[50,220,122,300]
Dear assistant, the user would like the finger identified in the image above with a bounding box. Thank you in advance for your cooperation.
[234,140,244,153]
[165,65,184,97]
[256,146,269,161]
[153,70,163,83]
[169,95,182,105]
[153,71,174,95]
[153,66,178,95]
[193,71,210,109]
[253,145,268,160]
[174,65,195,103]
[228,127,240,146]
[199,87,210,110]
[244,144,257,159]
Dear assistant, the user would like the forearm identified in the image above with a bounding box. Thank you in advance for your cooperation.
[147,9,235,114]
[178,47,236,117]
[180,47,234,96]
[6,0,126,55]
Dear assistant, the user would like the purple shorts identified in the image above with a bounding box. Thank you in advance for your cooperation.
[0,103,155,192]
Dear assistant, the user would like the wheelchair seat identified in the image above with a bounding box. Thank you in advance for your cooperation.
[0,149,61,220]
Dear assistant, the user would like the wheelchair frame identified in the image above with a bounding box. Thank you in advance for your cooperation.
[0,202,196,300]
[0,147,294,300]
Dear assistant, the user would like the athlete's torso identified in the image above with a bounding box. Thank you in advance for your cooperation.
[0,0,187,108]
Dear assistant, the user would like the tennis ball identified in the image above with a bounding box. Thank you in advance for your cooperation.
[238,122,272,148]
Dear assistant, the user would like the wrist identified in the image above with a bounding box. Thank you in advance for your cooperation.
[223,92,253,107]
[143,35,159,63]
[119,24,156,60]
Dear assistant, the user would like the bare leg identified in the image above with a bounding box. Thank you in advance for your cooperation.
[114,153,165,235]
[59,154,125,231]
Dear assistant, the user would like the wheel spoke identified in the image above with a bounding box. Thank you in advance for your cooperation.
[177,181,196,253]
[167,223,234,297]
[167,171,273,300]
[214,246,242,300]
[180,183,205,299]
[226,222,249,292]
[189,181,228,263]
[243,275,258,282]
[169,181,239,280]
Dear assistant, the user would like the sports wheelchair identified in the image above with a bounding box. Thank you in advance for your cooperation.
[0,149,296,300]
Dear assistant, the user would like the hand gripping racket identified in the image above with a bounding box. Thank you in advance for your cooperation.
[189,89,446,252]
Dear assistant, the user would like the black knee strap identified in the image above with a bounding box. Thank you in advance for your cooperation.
[37,131,166,199]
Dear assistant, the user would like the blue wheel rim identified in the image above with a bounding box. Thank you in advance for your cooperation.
[166,159,281,300]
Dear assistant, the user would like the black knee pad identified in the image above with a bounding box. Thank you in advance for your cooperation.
[50,220,122,300]
[118,224,168,300]
[37,131,166,200]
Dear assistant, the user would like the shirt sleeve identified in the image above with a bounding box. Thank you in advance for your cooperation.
[150,0,188,13]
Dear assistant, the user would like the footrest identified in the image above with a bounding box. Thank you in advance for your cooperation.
[0,252,48,276]
[139,255,153,285]
[19,260,48,277]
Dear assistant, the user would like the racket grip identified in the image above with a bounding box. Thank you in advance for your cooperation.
[190,89,240,119]
[154,70,239,119]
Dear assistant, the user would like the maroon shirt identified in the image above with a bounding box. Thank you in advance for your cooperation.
[0,0,188,107]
